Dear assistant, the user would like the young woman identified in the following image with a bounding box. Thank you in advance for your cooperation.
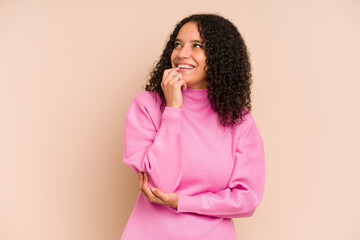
[121,13,265,240]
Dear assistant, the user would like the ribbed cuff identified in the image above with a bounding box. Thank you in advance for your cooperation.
[174,194,201,214]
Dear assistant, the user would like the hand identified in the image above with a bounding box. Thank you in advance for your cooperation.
[139,172,178,210]
[161,67,187,109]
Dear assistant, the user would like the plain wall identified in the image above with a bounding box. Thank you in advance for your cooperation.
[1,0,359,239]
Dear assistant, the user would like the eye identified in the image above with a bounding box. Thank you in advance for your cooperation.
[174,42,181,48]
[194,43,204,49]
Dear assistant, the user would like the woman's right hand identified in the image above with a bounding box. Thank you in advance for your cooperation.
[161,67,187,109]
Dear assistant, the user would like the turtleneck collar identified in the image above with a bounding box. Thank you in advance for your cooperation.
[181,87,210,111]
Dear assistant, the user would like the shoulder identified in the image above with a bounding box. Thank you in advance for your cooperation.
[125,91,163,129]
[234,107,254,132]
[233,107,262,143]
[234,106,253,128]
[132,90,159,103]
[127,91,163,119]
[130,90,161,109]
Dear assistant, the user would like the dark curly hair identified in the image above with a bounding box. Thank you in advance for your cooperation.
[145,13,252,128]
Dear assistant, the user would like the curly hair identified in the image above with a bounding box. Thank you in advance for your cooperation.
[145,13,252,128]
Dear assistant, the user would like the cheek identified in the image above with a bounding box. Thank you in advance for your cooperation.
[195,53,206,67]
[197,55,207,75]
[201,56,207,67]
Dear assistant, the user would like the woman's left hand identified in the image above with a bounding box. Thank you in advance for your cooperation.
[139,172,178,210]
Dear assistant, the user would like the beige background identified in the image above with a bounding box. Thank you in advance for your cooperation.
[1,0,359,239]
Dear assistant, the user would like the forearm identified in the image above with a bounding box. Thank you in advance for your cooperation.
[124,106,183,193]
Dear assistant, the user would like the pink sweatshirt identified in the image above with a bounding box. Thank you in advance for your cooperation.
[121,88,265,240]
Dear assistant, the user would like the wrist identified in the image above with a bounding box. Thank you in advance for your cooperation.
[166,104,182,109]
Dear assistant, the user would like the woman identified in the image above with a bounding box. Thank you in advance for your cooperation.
[121,13,265,240]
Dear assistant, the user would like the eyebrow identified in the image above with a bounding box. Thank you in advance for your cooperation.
[175,38,203,44]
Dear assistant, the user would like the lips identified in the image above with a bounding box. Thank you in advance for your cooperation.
[176,63,195,69]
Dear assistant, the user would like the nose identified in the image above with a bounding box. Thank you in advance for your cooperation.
[177,45,191,58]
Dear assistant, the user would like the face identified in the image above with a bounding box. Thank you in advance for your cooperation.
[171,22,207,90]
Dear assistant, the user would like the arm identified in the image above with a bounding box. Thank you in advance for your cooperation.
[123,93,183,194]
[175,115,265,218]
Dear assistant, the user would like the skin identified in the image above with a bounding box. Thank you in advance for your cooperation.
[162,21,208,109]
[139,172,178,210]
[139,22,208,209]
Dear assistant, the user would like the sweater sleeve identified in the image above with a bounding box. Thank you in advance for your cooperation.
[123,93,183,193]
[175,114,265,218]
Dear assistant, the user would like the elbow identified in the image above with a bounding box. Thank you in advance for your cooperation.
[233,193,262,218]
[241,208,256,217]
[147,169,183,193]
[220,205,258,219]
[231,204,258,218]
[240,185,264,217]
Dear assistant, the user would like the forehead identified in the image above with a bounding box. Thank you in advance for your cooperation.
[176,22,202,41]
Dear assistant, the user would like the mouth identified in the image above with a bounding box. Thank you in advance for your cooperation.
[176,64,196,72]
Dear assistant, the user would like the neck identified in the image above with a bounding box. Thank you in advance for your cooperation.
[181,87,210,111]
[186,80,207,90]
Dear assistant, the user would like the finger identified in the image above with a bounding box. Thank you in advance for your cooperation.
[141,172,148,192]
[167,73,183,87]
[142,188,155,203]
[141,173,168,205]
[142,172,152,194]
[143,184,155,198]
[172,71,182,79]
[142,183,164,204]
[174,79,187,89]
[140,173,151,198]
[143,172,148,186]
[166,69,181,82]
[163,69,172,80]
[151,188,170,202]
[163,68,179,83]
[139,172,143,190]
